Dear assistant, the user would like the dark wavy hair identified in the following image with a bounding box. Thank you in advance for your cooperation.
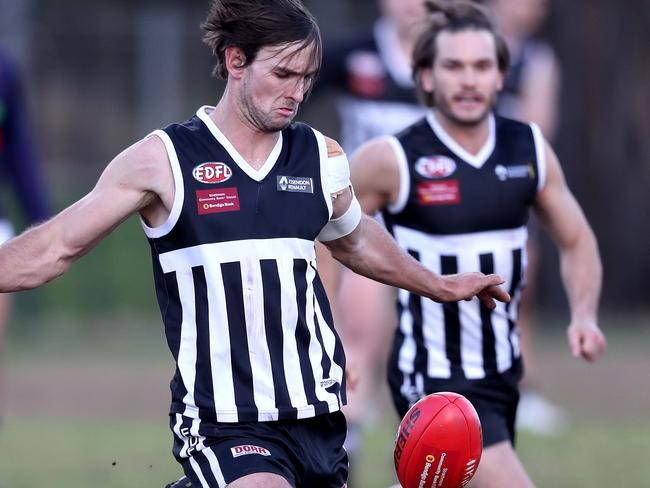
[201,0,322,80]
[412,0,510,107]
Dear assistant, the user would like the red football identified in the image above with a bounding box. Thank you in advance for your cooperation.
[393,392,482,488]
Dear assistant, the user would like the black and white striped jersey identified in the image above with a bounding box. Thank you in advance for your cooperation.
[383,112,546,397]
[142,106,346,424]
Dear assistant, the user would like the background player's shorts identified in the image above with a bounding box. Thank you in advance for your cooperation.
[389,370,521,448]
[0,219,15,245]
[171,411,348,488]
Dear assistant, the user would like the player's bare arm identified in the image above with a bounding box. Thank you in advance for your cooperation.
[534,140,606,361]
[349,137,402,214]
[324,198,510,309]
[0,135,172,292]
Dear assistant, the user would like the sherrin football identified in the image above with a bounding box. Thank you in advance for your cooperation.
[393,392,482,488]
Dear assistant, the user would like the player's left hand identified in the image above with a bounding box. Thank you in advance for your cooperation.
[567,319,607,362]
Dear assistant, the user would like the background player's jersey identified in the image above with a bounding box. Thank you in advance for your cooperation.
[143,107,346,425]
[320,18,427,154]
[383,112,546,402]
[0,51,49,225]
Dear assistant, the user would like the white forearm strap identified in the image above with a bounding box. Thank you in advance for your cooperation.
[317,191,362,242]
[327,153,352,194]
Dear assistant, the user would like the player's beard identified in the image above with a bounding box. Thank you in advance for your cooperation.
[434,89,497,127]
[238,79,297,133]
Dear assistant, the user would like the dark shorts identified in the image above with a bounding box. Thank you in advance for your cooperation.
[171,411,348,487]
[388,369,521,448]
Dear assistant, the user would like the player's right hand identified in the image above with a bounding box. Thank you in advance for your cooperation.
[437,273,511,309]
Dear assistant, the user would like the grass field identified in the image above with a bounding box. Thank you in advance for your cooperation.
[1,316,649,487]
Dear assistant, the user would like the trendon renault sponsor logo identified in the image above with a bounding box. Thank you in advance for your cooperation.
[192,162,233,184]
[415,155,457,179]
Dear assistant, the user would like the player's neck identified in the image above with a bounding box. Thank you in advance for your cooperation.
[210,96,281,170]
[432,109,492,156]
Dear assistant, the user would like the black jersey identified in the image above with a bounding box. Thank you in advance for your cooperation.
[320,18,427,153]
[143,107,346,425]
[383,112,546,401]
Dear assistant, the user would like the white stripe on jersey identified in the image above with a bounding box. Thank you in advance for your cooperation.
[203,262,237,418]
[277,255,313,416]
[176,267,199,413]
[240,256,278,421]
[313,294,345,410]
[159,238,315,272]
[417,251,452,378]
[393,225,527,379]
[304,264,334,406]
[159,237,342,421]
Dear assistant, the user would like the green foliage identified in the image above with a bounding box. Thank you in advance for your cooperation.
[12,215,159,330]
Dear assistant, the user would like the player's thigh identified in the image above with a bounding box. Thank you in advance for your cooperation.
[338,270,395,342]
[468,440,534,488]
[227,472,293,488]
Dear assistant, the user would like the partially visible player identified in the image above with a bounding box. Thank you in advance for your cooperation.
[0,48,50,414]
[0,1,509,486]
[488,0,566,435]
[346,1,606,486]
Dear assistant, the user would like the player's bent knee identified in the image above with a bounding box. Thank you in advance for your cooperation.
[469,441,535,488]
[226,472,293,488]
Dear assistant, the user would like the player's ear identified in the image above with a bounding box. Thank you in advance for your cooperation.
[496,69,504,92]
[420,67,434,94]
[225,47,247,78]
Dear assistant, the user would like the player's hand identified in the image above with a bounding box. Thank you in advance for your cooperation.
[437,273,510,309]
[567,319,607,362]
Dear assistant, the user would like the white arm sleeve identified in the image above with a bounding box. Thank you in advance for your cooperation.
[326,153,352,194]
[317,189,362,242]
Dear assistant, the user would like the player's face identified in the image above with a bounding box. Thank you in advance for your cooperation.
[423,29,504,127]
[238,42,318,133]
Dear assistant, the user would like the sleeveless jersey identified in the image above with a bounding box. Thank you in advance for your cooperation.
[320,18,427,153]
[383,112,546,401]
[143,107,346,424]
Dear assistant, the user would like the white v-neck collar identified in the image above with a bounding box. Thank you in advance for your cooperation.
[426,111,495,169]
[197,105,283,182]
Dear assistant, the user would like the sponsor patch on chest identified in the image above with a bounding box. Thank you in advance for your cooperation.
[417,180,461,205]
[230,444,271,458]
[192,162,233,184]
[415,155,457,179]
[196,187,240,214]
[494,163,536,181]
[277,175,313,193]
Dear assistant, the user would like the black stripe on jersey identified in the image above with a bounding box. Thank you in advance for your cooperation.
[479,253,498,375]
[407,249,428,381]
[312,269,346,405]
[221,261,257,422]
[507,248,523,362]
[260,259,297,420]
[192,266,217,424]
[440,255,465,378]
[163,271,189,408]
[293,259,329,416]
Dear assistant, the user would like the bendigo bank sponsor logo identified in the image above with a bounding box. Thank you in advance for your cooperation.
[394,406,421,470]
[193,162,233,184]
[196,188,240,215]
